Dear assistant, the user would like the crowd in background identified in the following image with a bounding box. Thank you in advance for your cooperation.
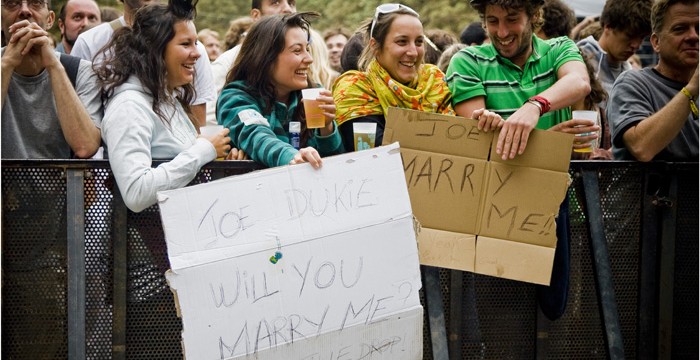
[1,0,697,357]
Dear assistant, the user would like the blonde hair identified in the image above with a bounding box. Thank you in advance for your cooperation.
[197,28,220,42]
[308,28,339,89]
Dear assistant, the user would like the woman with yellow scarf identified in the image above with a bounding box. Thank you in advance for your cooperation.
[333,4,455,152]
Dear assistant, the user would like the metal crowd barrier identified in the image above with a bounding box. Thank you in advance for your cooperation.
[1,160,697,359]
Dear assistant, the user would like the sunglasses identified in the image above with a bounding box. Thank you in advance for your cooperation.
[369,3,419,39]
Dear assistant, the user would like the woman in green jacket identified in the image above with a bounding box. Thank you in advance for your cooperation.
[217,12,344,169]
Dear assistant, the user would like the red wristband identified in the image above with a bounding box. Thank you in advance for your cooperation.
[527,96,551,115]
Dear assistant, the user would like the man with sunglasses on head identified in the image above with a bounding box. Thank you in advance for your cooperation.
[446,0,591,321]
[206,0,296,125]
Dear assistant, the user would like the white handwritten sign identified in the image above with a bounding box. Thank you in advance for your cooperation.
[158,143,423,359]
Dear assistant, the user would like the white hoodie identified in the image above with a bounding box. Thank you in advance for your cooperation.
[101,76,216,212]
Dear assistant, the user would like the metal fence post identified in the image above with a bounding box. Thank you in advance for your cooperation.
[657,173,678,359]
[67,169,86,360]
[639,170,661,359]
[582,169,625,360]
[423,265,449,360]
[448,270,463,359]
[112,189,128,360]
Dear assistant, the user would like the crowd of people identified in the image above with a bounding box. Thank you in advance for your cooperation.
[1,0,697,356]
[4,0,695,166]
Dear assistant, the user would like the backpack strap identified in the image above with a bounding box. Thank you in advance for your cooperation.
[59,53,81,88]
[110,18,123,31]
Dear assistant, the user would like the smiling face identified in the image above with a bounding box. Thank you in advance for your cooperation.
[652,2,699,73]
[373,14,424,85]
[484,5,534,68]
[325,33,347,71]
[164,20,200,91]
[270,26,312,102]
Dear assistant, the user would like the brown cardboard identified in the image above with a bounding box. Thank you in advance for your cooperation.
[417,228,476,272]
[385,107,573,285]
[479,162,570,247]
[489,127,573,172]
[401,148,488,234]
[475,236,556,285]
[384,108,493,158]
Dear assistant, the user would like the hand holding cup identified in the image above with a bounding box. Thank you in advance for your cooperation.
[571,110,600,153]
[199,125,231,159]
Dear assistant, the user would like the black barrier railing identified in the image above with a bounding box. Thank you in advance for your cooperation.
[1,160,697,360]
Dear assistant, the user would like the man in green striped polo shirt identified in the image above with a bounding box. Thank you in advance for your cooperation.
[446,0,593,161]
[445,0,594,322]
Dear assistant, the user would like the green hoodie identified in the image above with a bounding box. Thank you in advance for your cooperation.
[217,80,345,167]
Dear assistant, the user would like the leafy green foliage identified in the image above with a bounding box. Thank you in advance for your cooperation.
[49,0,478,42]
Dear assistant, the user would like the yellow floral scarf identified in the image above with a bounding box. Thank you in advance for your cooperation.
[333,59,455,126]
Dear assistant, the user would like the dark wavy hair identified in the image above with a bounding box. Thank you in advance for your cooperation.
[94,0,198,124]
[226,12,318,114]
[226,12,318,145]
[580,50,607,109]
[540,0,576,38]
[601,0,652,36]
[470,0,545,32]
[340,30,366,72]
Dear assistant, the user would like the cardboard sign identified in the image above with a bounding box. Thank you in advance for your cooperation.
[385,108,573,285]
[157,143,423,360]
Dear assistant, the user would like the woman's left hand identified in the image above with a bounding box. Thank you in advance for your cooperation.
[471,108,505,132]
[225,147,248,160]
[549,119,600,151]
[290,147,323,169]
[316,89,336,136]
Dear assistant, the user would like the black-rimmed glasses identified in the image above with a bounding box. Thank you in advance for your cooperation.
[369,3,419,39]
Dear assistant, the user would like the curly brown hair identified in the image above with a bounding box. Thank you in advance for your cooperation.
[601,0,653,36]
[540,0,576,38]
[470,0,545,32]
[580,50,607,109]
[224,16,253,50]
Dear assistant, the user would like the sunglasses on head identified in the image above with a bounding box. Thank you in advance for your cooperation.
[369,3,419,39]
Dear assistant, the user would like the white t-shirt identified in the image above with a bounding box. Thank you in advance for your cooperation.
[72,16,215,105]
[205,44,241,125]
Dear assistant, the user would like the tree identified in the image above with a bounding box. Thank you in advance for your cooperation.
[46,0,479,48]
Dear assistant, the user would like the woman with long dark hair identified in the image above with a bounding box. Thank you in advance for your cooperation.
[96,0,232,212]
[217,12,344,169]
